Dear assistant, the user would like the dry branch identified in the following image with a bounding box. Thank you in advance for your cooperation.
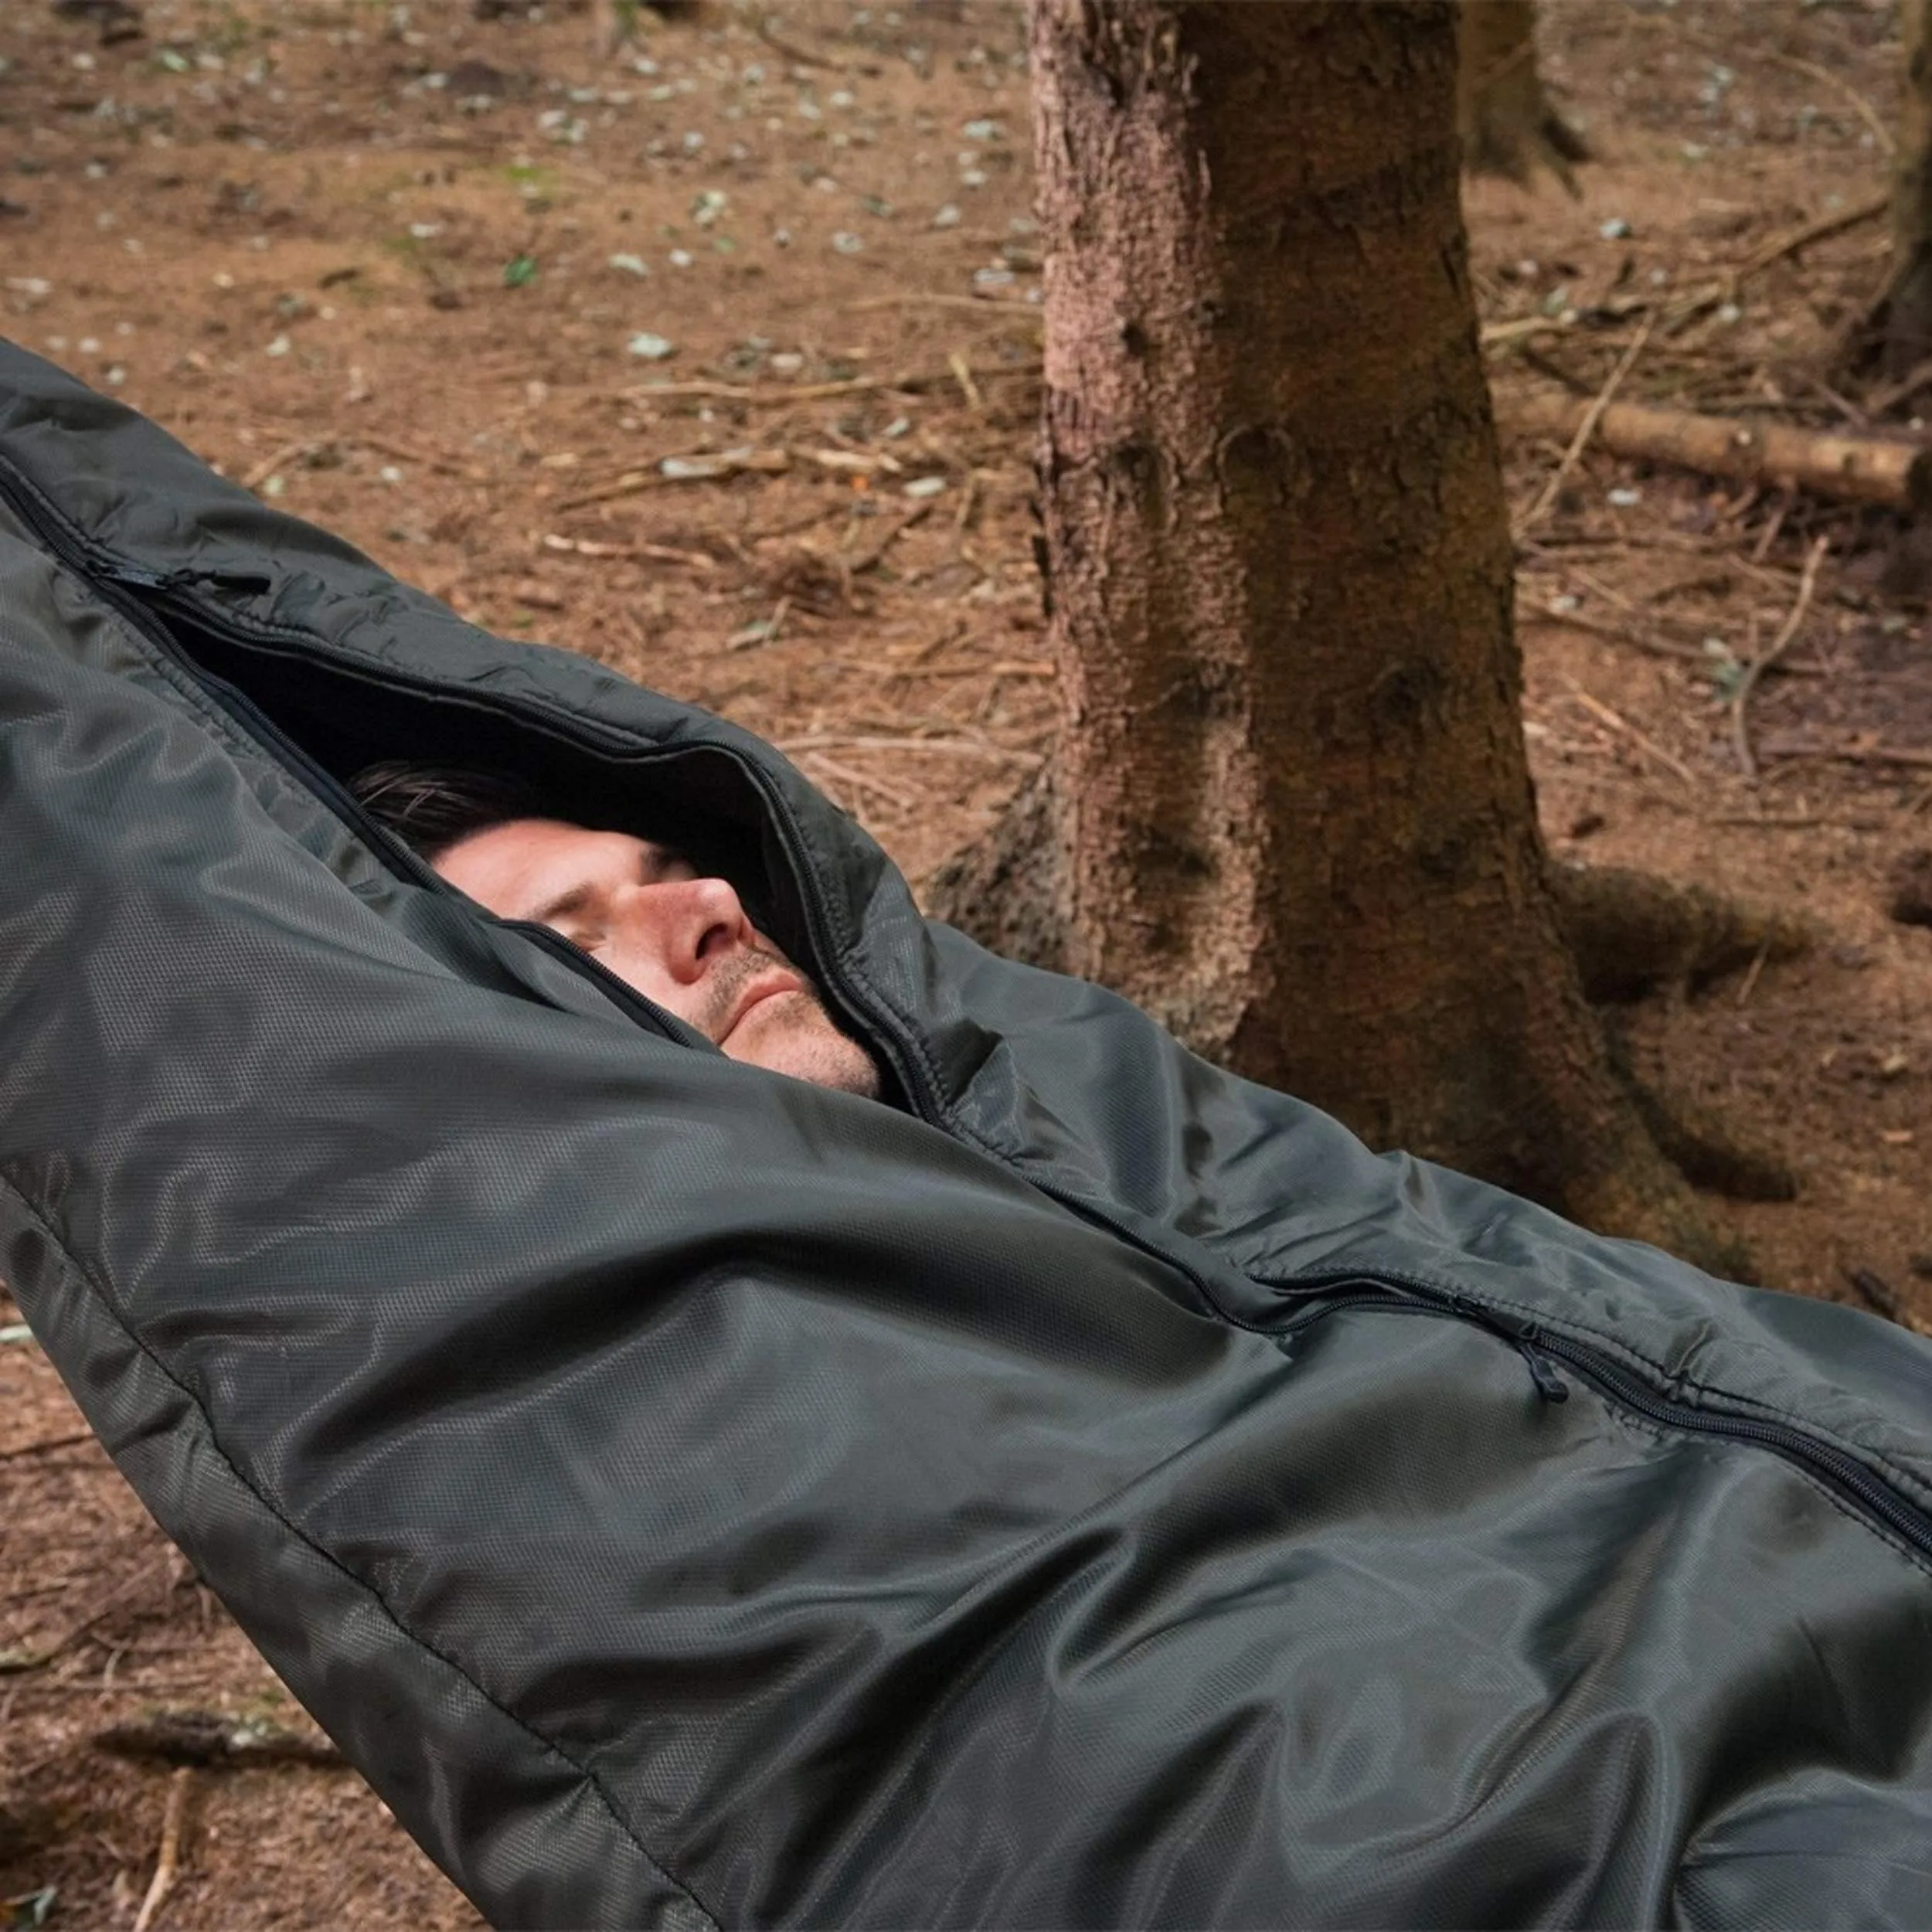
[131,1767,192,1932]
[1730,535,1828,781]
[630,361,1035,406]
[96,1709,346,1770]
[1505,393,1932,510]
[1519,318,1653,531]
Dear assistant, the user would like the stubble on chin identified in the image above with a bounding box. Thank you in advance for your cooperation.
[716,975,881,1100]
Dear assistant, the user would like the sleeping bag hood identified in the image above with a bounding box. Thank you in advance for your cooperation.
[5,338,1932,1929]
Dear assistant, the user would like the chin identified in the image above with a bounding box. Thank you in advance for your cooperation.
[731,997,882,1100]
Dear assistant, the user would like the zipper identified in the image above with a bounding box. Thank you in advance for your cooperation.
[1280,1277,1932,1559]
[0,454,941,1101]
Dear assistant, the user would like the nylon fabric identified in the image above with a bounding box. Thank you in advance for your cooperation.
[5,338,1932,1927]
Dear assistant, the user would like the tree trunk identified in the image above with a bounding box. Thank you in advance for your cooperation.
[1025,0,1731,1268]
[1456,0,1589,193]
[1886,0,1932,379]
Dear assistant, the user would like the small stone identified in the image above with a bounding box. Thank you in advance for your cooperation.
[931,202,961,229]
[1598,216,1632,240]
[627,332,676,359]
[903,475,947,498]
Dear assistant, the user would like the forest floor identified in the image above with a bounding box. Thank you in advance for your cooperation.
[2,0,1929,1923]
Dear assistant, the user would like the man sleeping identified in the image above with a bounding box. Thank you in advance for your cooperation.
[352,760,881,1099]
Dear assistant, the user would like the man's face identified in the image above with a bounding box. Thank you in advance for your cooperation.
[434,818,880,1100]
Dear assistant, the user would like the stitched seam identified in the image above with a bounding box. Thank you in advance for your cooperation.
[0,1171,722,1932]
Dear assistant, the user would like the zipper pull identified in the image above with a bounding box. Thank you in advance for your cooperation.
[100,559,179,591]
[1515,1326,1570,1404]
[189,566,274,594]
[100,560,272,596]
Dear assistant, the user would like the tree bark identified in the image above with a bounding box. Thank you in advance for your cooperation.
[1025,0,1733,1268]
[1456,0,1588,194]
[1886,0,1932,379]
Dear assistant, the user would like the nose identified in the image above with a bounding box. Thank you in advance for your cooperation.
[622,872,757,985]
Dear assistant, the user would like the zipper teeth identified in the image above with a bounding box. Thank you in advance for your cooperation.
[1289,1285,1932,1557]
[0,452,944,1114]
[1532,1330,1932,1549]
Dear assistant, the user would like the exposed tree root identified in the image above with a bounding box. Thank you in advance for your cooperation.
[926,774,1808,1274]
[1615,1043,1799,1203]
[1549,860,1815,1003]
[926,765,1064,971]
[928,780,1815,1009]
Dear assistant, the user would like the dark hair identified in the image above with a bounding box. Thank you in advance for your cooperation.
[348,761,551,860]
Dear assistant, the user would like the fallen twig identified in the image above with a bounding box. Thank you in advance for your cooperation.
[96,1709,345,1770]
[1757,738,1932,772]
[1865,354,1932,417]
[777,733,1045,767]
[0,1554,175,1674]
[0,1430,95,1461]
[846,498,937,574]
[1562,678,1698,787]
[552,448,790,513]
[1519,318,1655,531]
[131,1766,192,1932]
[1730,535,1828,781]
[795,749,923,811]
[948,349,984,412]
[631,362,1035,406]
[850,293,1040,314]
[753,14,866,72]
[240,439,315,492]
[540,533,717,571]
[1503,392,1931,510]
[1732,938,1773,1009]
[349,434,481,481]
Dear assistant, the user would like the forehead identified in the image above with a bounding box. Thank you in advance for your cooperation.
[434,818,648,917]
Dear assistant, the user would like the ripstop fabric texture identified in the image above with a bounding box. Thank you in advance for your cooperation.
[4,339,1932,1928]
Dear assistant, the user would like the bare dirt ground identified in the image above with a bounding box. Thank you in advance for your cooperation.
[2,0,1929,1923]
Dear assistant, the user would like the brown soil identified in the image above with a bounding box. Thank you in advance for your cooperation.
[2,0,1928,1923]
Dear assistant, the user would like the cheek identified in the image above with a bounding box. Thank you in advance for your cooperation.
[590,944,679,1005]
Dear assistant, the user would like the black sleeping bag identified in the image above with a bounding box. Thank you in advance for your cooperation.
[5,336,1932,1929]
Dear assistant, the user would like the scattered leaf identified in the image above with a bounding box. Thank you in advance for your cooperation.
[607,252,649,277]
[502,253,539,287]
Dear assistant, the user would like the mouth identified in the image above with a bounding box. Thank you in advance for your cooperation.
[720,970,806,1043]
